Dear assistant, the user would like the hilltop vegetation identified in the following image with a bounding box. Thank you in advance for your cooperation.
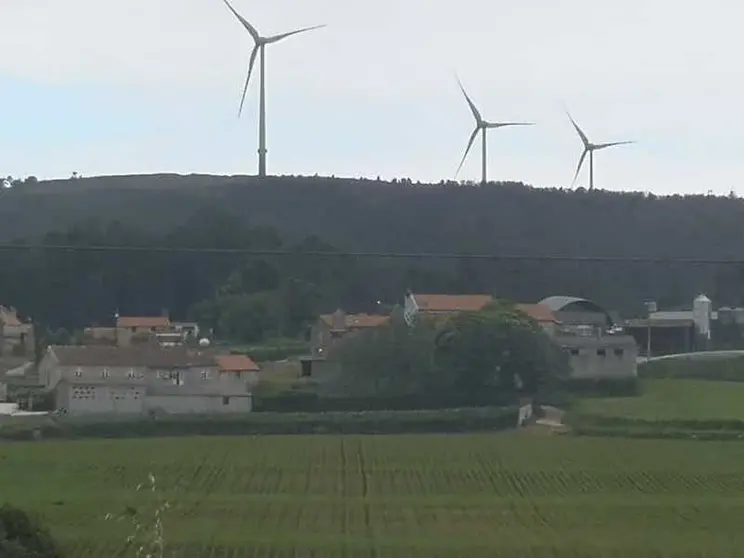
[2,174,744,332]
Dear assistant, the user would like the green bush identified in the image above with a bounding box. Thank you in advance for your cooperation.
[255,391,518,413]
[0,407,518,441]
[0,504,64,558]
[561,378,640,397]
[640,357,744,381]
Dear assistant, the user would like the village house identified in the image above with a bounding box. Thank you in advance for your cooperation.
[84,315,202,348]
[301,309,389,389]
[0,306,34,357]
[403,292,493,323]
[539,296,638,380]
[38,345,259,416]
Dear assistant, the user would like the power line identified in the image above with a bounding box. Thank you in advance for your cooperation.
[0,242,740,264]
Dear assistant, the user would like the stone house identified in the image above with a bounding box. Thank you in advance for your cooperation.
[38,346,259,416]
[0,306,34,357]
[116,316,172,346]
[403,292,493,324]
[301,309,389,394]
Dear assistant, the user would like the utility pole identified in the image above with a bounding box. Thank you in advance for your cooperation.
[644,300,657,362]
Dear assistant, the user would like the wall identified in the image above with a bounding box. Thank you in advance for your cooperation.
[0,381,6,402]
[557,335,638,380]
[59,383,145,415]
[145,394,252,414]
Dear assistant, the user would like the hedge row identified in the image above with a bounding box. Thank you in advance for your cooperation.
[255,391,518,413]
[567,413,744,432]
[572,426,744,442]
[0,406,518,441]
[640,357,744,382]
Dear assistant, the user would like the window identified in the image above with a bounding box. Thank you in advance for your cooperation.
[614,348,624,357]
[222,396,230,406]
[102,368,111,378]
[127,368,136,379]
[597,349,606,357]
[74,367,82,378]
[301,360,313,377]
[568,348,580,357]
[201,369,210,380]
[130,327,136,333]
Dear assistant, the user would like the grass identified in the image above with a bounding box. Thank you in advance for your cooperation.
[575,379,744,421]
[4,434,744,556]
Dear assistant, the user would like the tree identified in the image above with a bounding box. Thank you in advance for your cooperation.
[336,301,569,405]
[0,504,64,558]
[434,301,570,398]
[336,317,437,397]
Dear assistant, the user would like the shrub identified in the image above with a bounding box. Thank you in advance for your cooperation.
[0,407,519,441]
[0,504,64,558]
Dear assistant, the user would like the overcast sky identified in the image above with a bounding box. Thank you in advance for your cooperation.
[0,0,741,193]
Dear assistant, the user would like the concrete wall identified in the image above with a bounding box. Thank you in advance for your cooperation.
[145,394,252,414]
[59,384,146,415]
[556,335,638,380]
[57,383,253,415]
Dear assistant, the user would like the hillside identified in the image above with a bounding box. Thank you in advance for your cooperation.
[5,174,744,257]
[2,174,744,328]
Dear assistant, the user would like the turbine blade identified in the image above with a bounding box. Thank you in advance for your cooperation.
[456,76,482,124]
[566,111,590,147]
[265,24,326,44]
[486,122,534,129]
[594,140,635,150]
[238,45,260,117]
[456,128,480,178]
[221,0,261,42]
[571,148,588,187]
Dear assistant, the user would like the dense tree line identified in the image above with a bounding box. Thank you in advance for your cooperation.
[336,301,569,404]
[0,175,743,330]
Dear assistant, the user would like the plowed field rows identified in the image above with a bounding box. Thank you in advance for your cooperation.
[3,434,744,556]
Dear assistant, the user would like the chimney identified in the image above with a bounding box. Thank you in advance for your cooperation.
[331,309,346,331]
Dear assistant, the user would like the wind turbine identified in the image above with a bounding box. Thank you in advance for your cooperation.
[455,77,533,186]
[221,0,326,178]
[567,112,634,190]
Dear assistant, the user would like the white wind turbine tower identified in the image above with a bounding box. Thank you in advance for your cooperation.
[455,77,533,186]
[567,112,634,190]
[221,0,326,178]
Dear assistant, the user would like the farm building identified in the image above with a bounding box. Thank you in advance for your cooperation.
[38,346,259,416]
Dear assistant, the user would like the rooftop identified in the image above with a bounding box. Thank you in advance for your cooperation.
[215,354,260,372]
[411,293,493,313]
[515,303,558,323]
[320,313,390,330]
[117,316,171,329]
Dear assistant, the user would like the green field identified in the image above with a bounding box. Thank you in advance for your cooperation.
[3,434,744,556]
[576,379,744,421]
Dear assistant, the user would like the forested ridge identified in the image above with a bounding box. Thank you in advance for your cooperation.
[1,173,743,337]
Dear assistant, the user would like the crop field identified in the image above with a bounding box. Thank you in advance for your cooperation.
[3,433,744,557]
[576,378,744,421]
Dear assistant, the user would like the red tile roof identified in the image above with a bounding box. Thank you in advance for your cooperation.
[413,294,493,313]
[516,303,558,323]
[320,313,390,330]
[215,355,260,372]
[117,316,170,329]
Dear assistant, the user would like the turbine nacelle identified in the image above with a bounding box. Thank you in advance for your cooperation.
[567,111,634,189]
[454,76,534,183]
